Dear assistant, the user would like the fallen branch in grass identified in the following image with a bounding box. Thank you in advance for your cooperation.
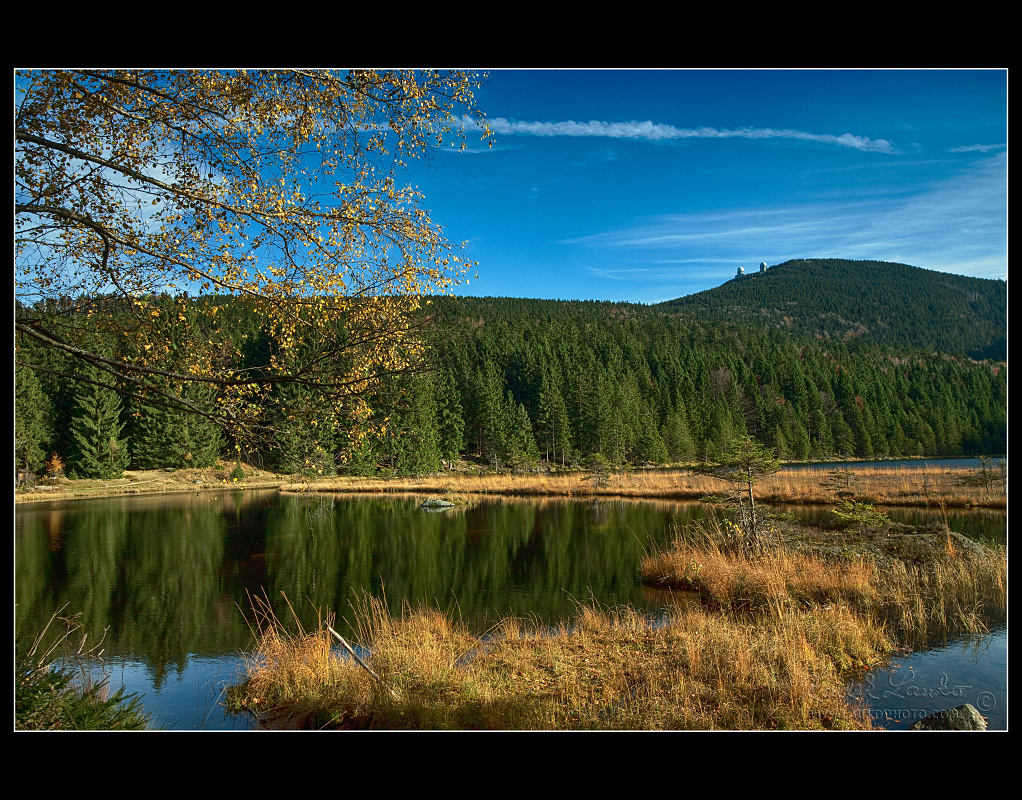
[327,625,400,701]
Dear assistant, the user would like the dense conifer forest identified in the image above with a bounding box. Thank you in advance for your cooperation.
[665,259,1006,360]
[15,260,1007,479]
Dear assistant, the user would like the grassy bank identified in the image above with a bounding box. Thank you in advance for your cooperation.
[14,462,292,504]
[226,514,1006,730]
[287,462,1007,510]
[641,515,1007,653]
[17,459,1004,511]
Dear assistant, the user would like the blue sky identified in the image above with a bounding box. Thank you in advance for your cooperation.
[403,69,1007,304]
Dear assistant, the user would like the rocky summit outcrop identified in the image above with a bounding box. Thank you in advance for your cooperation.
[909,703,987,731]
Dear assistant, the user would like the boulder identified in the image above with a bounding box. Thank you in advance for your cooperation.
[909,703,987,731]
[420,498,455,510]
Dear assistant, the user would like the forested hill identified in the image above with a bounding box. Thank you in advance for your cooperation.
[659,259,1006,360]
[17,286,1008,481]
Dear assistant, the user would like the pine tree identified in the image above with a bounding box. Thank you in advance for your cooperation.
[68,368,130,479]
[15,363,51,473]
[695,433,780,554]
[503,394,540,473]
[434,367,465,470]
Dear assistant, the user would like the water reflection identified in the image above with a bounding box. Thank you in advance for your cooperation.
[16,492,698,666]
[15,490,1006,730]
[849,627,1007,731]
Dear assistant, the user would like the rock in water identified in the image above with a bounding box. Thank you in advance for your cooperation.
[420,498,455,510]
[909,703,987,730]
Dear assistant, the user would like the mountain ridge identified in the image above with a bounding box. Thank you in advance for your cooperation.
[658,258,1006,359]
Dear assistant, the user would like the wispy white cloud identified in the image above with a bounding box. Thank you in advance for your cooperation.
[485,117,897,153]
[567,152,1007,283]
[949,143,1006,153]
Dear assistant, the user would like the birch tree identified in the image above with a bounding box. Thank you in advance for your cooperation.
[15,68,492,451]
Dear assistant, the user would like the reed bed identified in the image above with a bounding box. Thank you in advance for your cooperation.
[292,462,1005,509]
[227,590,880,730]
[231,468,1005,731]
[641,515,1007,653]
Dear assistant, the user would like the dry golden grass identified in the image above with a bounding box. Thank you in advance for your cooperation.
[228,581,890,730]
[293,462,1005,509]
[641,515,1007,652]
[227,484,1005,731]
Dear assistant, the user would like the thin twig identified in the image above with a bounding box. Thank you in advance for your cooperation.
[326,625,400,701]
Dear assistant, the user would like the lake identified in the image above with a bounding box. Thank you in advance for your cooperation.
[15,481,1006,731]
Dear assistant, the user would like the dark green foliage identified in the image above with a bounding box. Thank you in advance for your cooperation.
[662,258,1006,359]
[15,363,51,473]
[502,393,540,472]
[130,389,224,471]
[67,366,130,479]
[537,370,573,467]
[15,256,1007,476]
[434,366,466,470]
[266,383,339,477]
[381,376,444,477]
[16,657,152,730]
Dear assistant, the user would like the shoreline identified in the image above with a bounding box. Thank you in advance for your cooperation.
[15,458,1006,510]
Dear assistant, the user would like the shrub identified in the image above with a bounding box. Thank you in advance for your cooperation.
[16,609,152,730]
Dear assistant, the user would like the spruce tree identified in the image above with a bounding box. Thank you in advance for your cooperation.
[434,367,465,470]
[15,363,51,473]
[271,382,338,477]
[503,394,540,473]
[132,398,224,471]
[130,402,176,470]
[537,371,572,467]
[661,408,696,464]
[68,368,130,479]
[389,377,443,477]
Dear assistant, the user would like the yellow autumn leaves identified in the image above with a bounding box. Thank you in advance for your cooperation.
[17,69,491,443]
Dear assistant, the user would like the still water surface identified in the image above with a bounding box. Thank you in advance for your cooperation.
[15,485,1005,730]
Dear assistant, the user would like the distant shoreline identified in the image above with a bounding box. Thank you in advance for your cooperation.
[15,457,1004,509]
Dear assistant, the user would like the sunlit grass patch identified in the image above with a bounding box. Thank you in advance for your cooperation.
[301,461,1005,510]
[641,515,1006,651]
[227,588,878,730]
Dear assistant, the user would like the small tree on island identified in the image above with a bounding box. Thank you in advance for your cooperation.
[582,452,614,491]
[695,434,780,554]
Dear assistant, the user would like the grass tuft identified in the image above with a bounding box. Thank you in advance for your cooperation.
[16,607,152,730]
